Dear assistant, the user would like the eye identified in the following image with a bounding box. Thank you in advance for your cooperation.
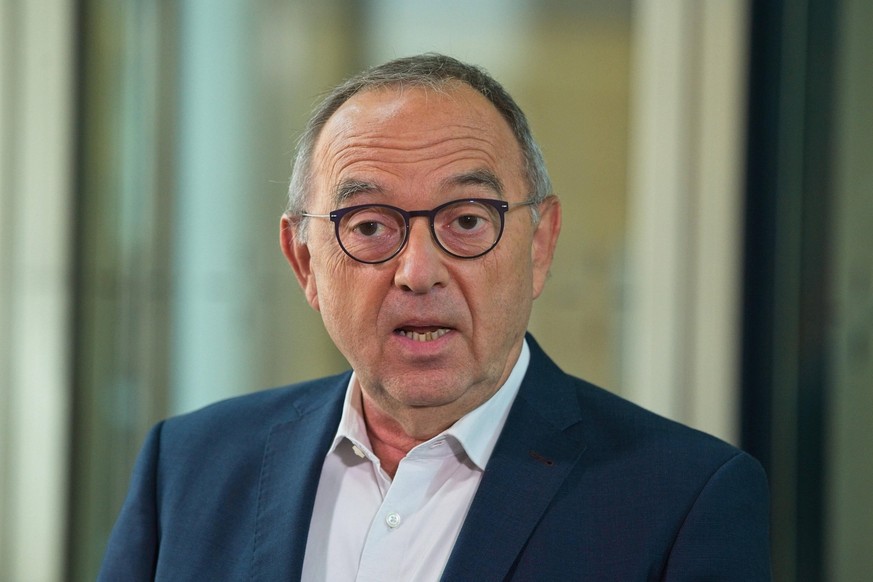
[455,214,483,230]
[440,202,495,234]
[352,220,382,237]
[341,207,403,241]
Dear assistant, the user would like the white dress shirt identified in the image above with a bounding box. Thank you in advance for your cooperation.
[301,340,530,582]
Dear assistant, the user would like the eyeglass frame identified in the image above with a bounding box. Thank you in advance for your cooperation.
[300,197,537,264]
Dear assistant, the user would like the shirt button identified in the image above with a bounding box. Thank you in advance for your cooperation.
[385,512,402,528]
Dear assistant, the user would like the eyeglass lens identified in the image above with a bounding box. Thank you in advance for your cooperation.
[336,200,503,263]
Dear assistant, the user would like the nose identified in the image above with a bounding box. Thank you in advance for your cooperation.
[393,217,449,293]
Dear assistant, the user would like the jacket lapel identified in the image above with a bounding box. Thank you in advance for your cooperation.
[249,375,347,581]
[441,337,587,581]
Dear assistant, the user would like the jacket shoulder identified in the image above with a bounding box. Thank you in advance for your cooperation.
[523,335,755,472]
[162,372,350,437]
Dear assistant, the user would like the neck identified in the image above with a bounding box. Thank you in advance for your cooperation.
[354,346,523,477]
[361,396,434,478]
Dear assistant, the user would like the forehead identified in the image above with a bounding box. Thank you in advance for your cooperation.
[311,84,525,202]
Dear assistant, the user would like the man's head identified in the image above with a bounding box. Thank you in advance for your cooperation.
[280,54,561,437]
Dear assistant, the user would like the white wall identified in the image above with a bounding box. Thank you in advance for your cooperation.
[0,1,74,580]
[624,0,749,444]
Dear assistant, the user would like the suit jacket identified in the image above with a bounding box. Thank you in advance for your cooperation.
[99,335,771,581]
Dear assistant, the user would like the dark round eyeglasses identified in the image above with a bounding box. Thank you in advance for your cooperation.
[301,198,536,264]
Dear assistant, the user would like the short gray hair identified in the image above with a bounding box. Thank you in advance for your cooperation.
[286,53,552,240]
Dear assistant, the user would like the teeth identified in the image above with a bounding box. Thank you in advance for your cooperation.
[399,328,450,342]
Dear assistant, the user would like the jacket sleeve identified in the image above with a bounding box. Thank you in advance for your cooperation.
[663,451,772,581]
[97,421,163,582]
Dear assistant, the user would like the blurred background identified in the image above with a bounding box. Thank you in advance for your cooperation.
[0,0,870,580]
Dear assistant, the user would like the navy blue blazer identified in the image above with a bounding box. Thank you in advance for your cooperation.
[99,335,771,580]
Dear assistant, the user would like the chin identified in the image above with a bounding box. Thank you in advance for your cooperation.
[382,373,470,405]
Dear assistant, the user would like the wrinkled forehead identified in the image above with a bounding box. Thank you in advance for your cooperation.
[321,83,515,146]
[310,84,525,204]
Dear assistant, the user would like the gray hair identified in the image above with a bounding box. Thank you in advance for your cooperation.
[286,53,552,240]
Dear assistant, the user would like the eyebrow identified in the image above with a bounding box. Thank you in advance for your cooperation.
[333,180,382,206]
[442,169,505,198]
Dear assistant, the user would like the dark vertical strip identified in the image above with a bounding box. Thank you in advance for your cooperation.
[796,0,837,576]
[741,0,838,580]
[66,0,89,580]
[741,0,781,474]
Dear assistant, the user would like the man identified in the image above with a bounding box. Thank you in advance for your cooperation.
[100,54,771,580]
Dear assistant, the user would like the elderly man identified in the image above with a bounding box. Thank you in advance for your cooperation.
[100,54,771,580]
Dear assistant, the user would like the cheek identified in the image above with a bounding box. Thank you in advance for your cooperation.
[312,252,387,339]
[494,234,535,290]
[309,249,355,316]
[466,249,534,331]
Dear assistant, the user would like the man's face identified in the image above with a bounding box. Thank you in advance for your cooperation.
[282,84,560,435]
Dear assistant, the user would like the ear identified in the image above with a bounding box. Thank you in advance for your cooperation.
[530,196,562,299]
[280,215,320,311]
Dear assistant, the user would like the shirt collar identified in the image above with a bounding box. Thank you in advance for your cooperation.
[328,339,531,471]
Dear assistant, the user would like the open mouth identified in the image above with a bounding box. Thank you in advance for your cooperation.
[396,327,451,342]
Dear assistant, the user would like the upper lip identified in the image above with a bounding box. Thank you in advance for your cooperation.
[386,295,461,334]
